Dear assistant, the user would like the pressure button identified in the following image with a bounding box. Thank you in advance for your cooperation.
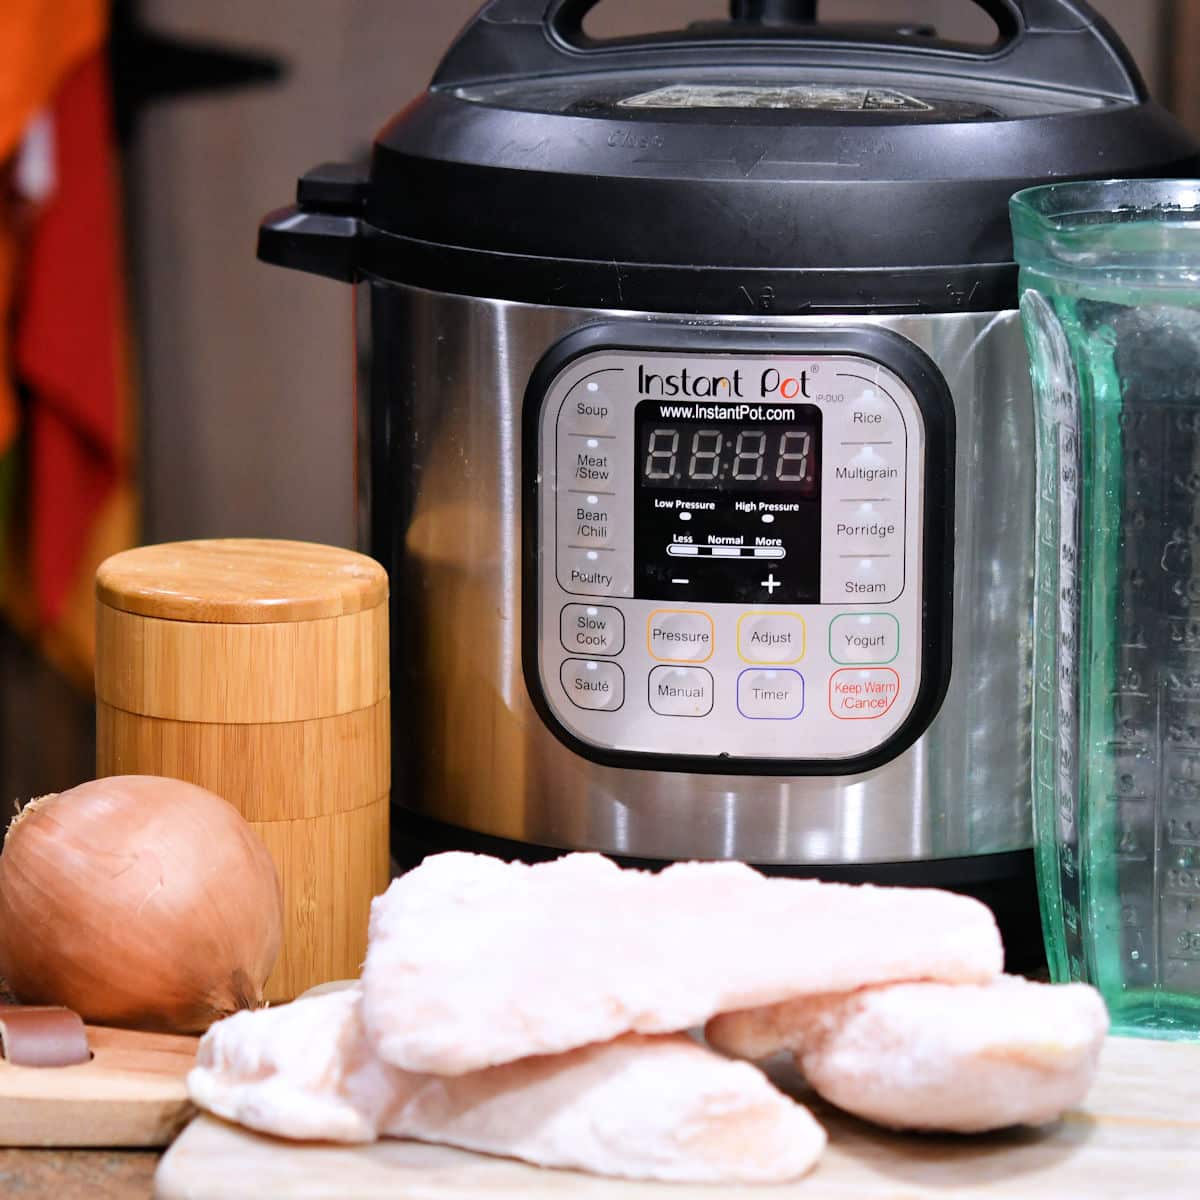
[647,610,714,663]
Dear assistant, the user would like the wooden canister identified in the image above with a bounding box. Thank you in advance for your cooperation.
[94,539,390,1002]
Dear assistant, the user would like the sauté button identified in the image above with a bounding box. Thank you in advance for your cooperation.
[737,669,805,720]
[737,612,806,664]
[561,659,624,711]
[560,604,624,656]
[829,613,899,665]
[648,666,714,717]
[647,609,714,663]
[829,667,901,720]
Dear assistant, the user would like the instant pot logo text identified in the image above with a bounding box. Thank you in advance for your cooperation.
[637,363,811,407]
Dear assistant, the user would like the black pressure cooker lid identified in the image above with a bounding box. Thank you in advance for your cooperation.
[260,0,1199,314]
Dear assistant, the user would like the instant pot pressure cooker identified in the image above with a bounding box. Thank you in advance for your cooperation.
[259,0,1198,957]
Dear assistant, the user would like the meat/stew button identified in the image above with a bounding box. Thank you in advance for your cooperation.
[829,667,900,720]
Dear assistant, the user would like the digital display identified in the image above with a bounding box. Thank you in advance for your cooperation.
[633,400,823,604]
[637,414,820,494]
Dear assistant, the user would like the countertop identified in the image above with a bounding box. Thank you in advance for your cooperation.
[0,1148,158,1199]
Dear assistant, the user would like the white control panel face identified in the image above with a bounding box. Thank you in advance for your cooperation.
[534,345,933,765]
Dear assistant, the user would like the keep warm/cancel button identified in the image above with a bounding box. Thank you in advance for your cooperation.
[829,668,900,720]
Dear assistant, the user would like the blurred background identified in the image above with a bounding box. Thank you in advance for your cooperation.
[0,0,1197,802]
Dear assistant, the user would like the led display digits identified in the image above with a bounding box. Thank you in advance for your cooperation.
[639,421,818,493]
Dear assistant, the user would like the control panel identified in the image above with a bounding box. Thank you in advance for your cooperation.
[524,327,953,773]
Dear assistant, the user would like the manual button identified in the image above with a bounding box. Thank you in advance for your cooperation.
[560,604,624,656]
[647,609,714,663]
[737,612,806,664]
[560,659,624,711]
[648,666,714,717]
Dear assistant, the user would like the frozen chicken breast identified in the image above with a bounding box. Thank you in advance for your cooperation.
[188,989,826,1184]
[709,975,1109,1133]
[361,851,1003,1074]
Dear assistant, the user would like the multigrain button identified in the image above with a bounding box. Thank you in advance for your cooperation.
[829,667,901,720]
[647,609,714,663]
[737,612,806,664]
[648,666,714,717]
[829,612,899,664]
[737,669,805,720]
[560,659,624,711]
[560,604,624,656]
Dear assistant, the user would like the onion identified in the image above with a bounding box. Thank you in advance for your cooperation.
[0,776,282,1034]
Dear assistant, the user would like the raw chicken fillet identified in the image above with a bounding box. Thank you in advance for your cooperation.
[188,989,825,1184]
[707,975,1109,1132]
[362,851,1003,1074]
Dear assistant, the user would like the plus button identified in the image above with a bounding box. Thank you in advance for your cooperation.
[761,573,781,595]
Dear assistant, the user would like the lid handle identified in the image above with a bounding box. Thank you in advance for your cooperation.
[432,0,1144,101]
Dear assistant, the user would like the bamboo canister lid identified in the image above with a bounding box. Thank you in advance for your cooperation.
[96,539,386,623]
[95,540,389,724]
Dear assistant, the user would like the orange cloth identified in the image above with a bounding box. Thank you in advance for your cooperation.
[0,0,106,457]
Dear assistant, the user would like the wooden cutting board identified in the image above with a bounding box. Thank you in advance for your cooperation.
[154,1037,1199,1199]
[0,1024,197,1147]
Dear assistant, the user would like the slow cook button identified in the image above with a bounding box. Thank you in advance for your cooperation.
[559,378,619,437]
[737,612,806,664]
[647,609,714,662]
[561,659,624,711]
[648,666,714,717]
[829,667,901,720]
[560,603,624,656]
[829,612,899,664]
[737,669,805,720]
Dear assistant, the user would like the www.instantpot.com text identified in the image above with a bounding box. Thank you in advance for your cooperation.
[654,403,798,421]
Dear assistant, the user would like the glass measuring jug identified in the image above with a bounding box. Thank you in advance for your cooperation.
[1013,179,1200,1038]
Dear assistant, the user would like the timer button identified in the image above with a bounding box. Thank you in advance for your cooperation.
[829,613,899,665]
[648,666,714,717]
[737,612,806,664]
[560,604,624,656]
[561,659,624,711]
[647,610,715,663]
[737,669,805,720]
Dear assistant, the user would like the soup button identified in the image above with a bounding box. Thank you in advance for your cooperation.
[561,659,624,711]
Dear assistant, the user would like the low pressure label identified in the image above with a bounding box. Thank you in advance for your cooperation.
[619,84,933,112]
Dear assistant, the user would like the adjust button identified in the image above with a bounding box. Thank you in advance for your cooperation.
[648,666,714,717]
[737,612,806,664]
[738,669,805,720]
[561,659,624,711]
[560,604,624,656]
[647,609,714,663]
[829,613,899,664]
[829,667,901,720]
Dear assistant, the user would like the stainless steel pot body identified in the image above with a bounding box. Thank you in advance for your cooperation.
[367,281,1034,866]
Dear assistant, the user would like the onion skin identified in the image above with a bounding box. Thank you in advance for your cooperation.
[0,776,282,1034]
